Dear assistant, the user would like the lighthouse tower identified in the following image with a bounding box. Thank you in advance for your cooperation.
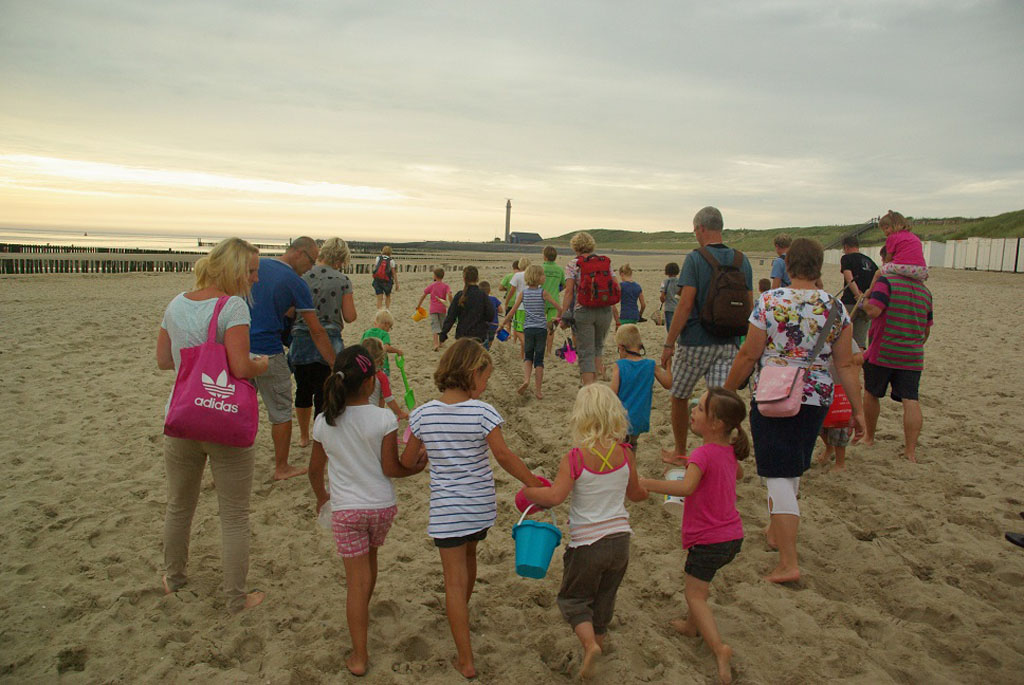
[504,200,511,243]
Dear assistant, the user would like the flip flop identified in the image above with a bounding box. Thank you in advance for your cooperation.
[1006,532,1024,549]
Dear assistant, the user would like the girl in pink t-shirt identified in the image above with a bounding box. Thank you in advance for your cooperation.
[416,268,453,351]
[879,209,928,281]
[641,388,747,685]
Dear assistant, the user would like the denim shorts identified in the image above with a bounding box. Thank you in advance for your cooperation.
[372,278,392,295]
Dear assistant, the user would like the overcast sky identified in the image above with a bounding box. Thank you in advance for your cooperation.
[2,0,1022,242]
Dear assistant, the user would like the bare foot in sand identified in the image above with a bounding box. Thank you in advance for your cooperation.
[660,448,687,466]
[274,465,308,480]
[831,462,846,472]
[534,388,543,399]
[765,566,800,584]
[298,437,310,448]
[161,575,174,594]
[861,435,875,447]
[715,644,733,684]
[669,617,698,637]
[580,643,602,679]
[517,381,529,395]
[905,451,918,463]
[243,590,265,609]
[815,448,832,466]
[452,657,476,679]
[346,652,368,676]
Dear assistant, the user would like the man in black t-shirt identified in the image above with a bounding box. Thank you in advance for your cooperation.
[840,235,878,349]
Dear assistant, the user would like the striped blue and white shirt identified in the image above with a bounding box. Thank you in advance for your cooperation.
[409,399,504,539]
[522,286,547,329]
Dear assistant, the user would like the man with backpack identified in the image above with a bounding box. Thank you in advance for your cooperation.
[372,246,399,310]
[660,206,753,463]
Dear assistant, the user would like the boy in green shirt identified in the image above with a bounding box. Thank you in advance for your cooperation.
[361,309,403,375]
[541,245,565,354]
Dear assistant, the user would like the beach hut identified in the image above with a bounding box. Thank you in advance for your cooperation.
[977,239,993,271]
[1002,238,1019,272]
[922,241,945,268]
[964,238,980,270]
[1018,240,1024,273]
[943,240,959,269]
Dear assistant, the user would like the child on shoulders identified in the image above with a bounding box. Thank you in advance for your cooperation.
[416,267,452,352]
[609,324,671,454]
[879,209,928,281]
[640,388,747,685]
[307,345,426,676]
[501,264,563,399]
[361,309,402,376]
[523,384,648,680]
[401,339,542,679]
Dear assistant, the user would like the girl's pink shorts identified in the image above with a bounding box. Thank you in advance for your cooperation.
[331,505,398,558]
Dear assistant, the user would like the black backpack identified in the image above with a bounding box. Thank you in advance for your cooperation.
[696,247,751,338]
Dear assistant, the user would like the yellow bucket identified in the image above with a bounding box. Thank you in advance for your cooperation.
[412,307,427,322]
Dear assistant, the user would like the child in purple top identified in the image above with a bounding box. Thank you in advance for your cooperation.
[879,209,928,281]
[641,388,747,685]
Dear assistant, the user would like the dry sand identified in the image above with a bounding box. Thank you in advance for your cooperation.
[1,252,1022,683]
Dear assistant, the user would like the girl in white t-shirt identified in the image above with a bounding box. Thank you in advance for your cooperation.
[308,344,426,677]
[522,384,648,679]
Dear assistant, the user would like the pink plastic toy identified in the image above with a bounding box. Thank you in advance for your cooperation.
[515,476,552,514]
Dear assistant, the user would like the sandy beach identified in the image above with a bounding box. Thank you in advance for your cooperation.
[1,252,1022,684]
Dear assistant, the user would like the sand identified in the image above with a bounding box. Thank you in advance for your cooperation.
[1,253,1023,683]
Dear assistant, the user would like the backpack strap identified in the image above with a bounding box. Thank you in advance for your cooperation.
[206,296,230,343]
[696,246,720,269]
[731,248,744,269]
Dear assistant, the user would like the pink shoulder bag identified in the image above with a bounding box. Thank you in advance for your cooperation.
[755,300,842,418]
[163,296,259,447]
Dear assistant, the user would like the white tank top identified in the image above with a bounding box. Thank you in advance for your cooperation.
[567,444,633,547]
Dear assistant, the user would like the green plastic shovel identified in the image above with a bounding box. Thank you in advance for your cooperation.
[395,355,415,410]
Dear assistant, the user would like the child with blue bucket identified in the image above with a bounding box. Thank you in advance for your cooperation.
[401,339,543,680]
[640,388,748,685]
[522,384,647,679]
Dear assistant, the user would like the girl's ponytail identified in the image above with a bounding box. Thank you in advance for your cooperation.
[322,345,377,426]
[706,387,750,460]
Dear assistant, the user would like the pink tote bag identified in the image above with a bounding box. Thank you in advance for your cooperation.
[163,297,259,447]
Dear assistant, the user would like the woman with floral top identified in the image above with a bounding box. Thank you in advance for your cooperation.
[723,238,865,584]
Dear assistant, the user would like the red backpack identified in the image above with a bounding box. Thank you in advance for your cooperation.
[575,254,621,308]
[373,255,392,281]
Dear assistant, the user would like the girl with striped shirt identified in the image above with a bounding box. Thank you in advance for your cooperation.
[521,384,647,679]
[500,264,563,399]
[401,339,542,680]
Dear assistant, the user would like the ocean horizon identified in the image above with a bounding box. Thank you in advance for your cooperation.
[0,226,289,252]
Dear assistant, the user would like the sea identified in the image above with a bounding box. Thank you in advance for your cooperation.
[0,226,287,252]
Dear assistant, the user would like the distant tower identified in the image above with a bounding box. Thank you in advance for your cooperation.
[505,199,511,243]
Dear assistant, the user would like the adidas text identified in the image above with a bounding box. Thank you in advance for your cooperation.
[194,396,240,413]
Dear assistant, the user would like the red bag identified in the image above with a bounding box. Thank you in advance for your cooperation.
[575,255,620,308]
[373,256,392,281]
[823,384,853,428]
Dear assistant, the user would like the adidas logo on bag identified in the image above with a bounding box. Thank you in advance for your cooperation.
[194,370,240,413]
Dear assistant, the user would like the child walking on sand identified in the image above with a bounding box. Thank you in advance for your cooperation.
[360,337,409,422]
[609,324,671,453]
[878,209,928,281]
[401,339,542,679]
[660,262,680,332]
[616,264,645,325]
[479,281,503,349]
[640,388,747,685]
[439,266,495,346]
[501,264,563,398]
[307,345,426,676]
[817,340,864,471]
[522,384,648,679]
[417,268,452,351]
[361,309,403,376]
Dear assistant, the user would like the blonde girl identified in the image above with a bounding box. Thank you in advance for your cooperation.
[878,209,928,281]
[640,388,748,685]
[501,264,563,398]
[401,339,542,679]
[156,237,269,612]
[616,263,645,326]
[523,384,648,679]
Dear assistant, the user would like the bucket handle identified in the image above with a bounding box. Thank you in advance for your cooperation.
[517,503,558,528]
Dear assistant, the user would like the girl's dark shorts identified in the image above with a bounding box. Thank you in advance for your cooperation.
[433,528,489,548]
[685,538,743,583]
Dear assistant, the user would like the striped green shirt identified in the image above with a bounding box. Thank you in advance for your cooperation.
[865,276,933,370]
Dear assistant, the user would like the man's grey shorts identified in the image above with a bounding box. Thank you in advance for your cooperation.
[670,343,738,399]
[254,353,293,424]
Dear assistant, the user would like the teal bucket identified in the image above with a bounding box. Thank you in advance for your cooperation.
[512,505,562,579]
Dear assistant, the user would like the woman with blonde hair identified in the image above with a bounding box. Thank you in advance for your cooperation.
[560,232,618,385]
[156,237,269,612]
[291,237,358,447]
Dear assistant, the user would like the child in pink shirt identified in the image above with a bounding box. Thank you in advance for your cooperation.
[641,388,747,685]
[879,209,928,281]
[416,268,453,351]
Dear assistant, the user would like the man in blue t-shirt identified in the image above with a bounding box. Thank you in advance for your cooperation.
[770,233,792,289]
[661,206,753,463]
[249,236,335,480]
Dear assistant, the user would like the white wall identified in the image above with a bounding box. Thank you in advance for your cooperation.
[1001,238,1018,272]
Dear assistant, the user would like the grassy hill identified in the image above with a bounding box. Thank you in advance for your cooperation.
[546,209,1024,253]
